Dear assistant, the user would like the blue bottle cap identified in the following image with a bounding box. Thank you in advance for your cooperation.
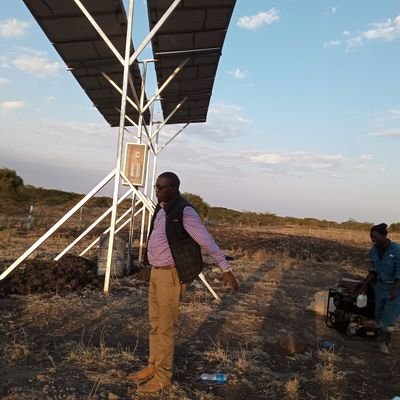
[321,340,336,351]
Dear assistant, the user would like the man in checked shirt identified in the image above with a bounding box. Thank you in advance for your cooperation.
[128,171,239,394]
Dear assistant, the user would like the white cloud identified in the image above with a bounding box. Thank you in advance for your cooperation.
[246,151,385,179]
[162,139,385,181]
[386,109,400,121]
[323,40,341,48]
[364,16,400,41]
[13,53,61,77]
[1,100,25,115]
[37,120,111,141]
[368,129,400,138]
[1,116,388,222]
[346,35,363,50]
[1,118,115,171]
[0,56,10,68]
[331,7,337,14]
[229,68,248,79]
[0,77,10,86]
[0,19,30,38]
[251,151,343,170]
[359,154,374,160]
[237,9,279,30]
[330,15,400,52]
[351,162,385,173]
[175,102,250,142]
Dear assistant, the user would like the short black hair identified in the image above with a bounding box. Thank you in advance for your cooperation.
[158,172,180,189]
[370,223,388,236]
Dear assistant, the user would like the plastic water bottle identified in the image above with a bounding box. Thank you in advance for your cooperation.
[356,294,367,308]
[200,373,228,384]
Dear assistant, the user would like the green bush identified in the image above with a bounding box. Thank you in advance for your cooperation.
[0,168,24,193]
[88,196,112,208]
[182,192,209,219]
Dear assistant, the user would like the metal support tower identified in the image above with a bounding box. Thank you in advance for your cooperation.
[1,0,221,301]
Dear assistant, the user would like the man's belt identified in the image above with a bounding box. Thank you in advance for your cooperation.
[379,278,395,284]
[152,264,175,270]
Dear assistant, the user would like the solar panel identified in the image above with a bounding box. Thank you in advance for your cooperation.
[147,0,237,124]
[22,0,149,127]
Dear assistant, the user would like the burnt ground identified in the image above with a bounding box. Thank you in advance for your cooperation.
[0,226,399,400]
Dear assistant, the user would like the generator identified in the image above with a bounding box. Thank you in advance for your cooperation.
[325,278,378,338]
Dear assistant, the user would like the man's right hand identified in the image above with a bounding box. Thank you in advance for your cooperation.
[223,270,239,292]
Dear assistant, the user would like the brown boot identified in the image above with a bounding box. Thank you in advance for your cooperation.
[137,377,171,395]
[127,366,155,383]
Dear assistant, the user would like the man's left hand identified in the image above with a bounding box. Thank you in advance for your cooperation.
[223,270,239,292]
[389,286,400,301]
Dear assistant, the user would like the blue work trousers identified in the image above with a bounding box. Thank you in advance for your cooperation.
[374,281,400,331]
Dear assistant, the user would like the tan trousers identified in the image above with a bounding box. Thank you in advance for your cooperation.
[148,267,182,383]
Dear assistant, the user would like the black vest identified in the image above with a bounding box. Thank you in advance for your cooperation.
[148,194,204,283]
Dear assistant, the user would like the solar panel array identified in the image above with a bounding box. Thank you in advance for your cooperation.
[23,0,148,127]
[147,0,236,124]
[23,0,236,126]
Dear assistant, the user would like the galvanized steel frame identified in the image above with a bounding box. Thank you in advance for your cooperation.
[1,0,221,301]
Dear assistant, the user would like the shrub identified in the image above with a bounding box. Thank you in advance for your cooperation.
[0,168,24,193]
[182,192,209,219]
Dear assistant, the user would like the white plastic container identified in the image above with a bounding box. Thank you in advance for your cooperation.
[356,294,367,308]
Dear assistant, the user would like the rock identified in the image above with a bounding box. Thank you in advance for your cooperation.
[306,290,329,315]
[278,334,305,354]
[36,374,48,382]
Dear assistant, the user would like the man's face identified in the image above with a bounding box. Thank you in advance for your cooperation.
[370,230,387,248]
[154,176,176,203]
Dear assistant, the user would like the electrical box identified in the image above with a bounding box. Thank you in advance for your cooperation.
[122,143,148,187]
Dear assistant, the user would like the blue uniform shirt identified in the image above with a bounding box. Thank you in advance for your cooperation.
[369,241,400,282]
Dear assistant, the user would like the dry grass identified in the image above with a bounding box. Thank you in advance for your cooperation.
[0,228,76,259]
[87,378,102,400]
[232,345,251,370]
[204,337,231,367]
[3,328,31,365]
[2,224,400,399]
[66,341,137,369]
[3,341,30,365]
[65,326,137,369]
[259,225,400,246]
[316,362,345,386]
[315,349,345,386]
[251,248,271,263]
[285,374,300,400]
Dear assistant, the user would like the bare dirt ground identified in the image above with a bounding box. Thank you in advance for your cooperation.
[1,225,400,400]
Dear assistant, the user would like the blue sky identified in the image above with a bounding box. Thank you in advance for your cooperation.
[1,1,400,223]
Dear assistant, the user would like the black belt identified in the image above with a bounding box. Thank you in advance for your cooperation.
[152,264,175,270]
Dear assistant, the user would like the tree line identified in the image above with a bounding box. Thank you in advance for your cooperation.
[1,168,399,232]
[182,192,400,232]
